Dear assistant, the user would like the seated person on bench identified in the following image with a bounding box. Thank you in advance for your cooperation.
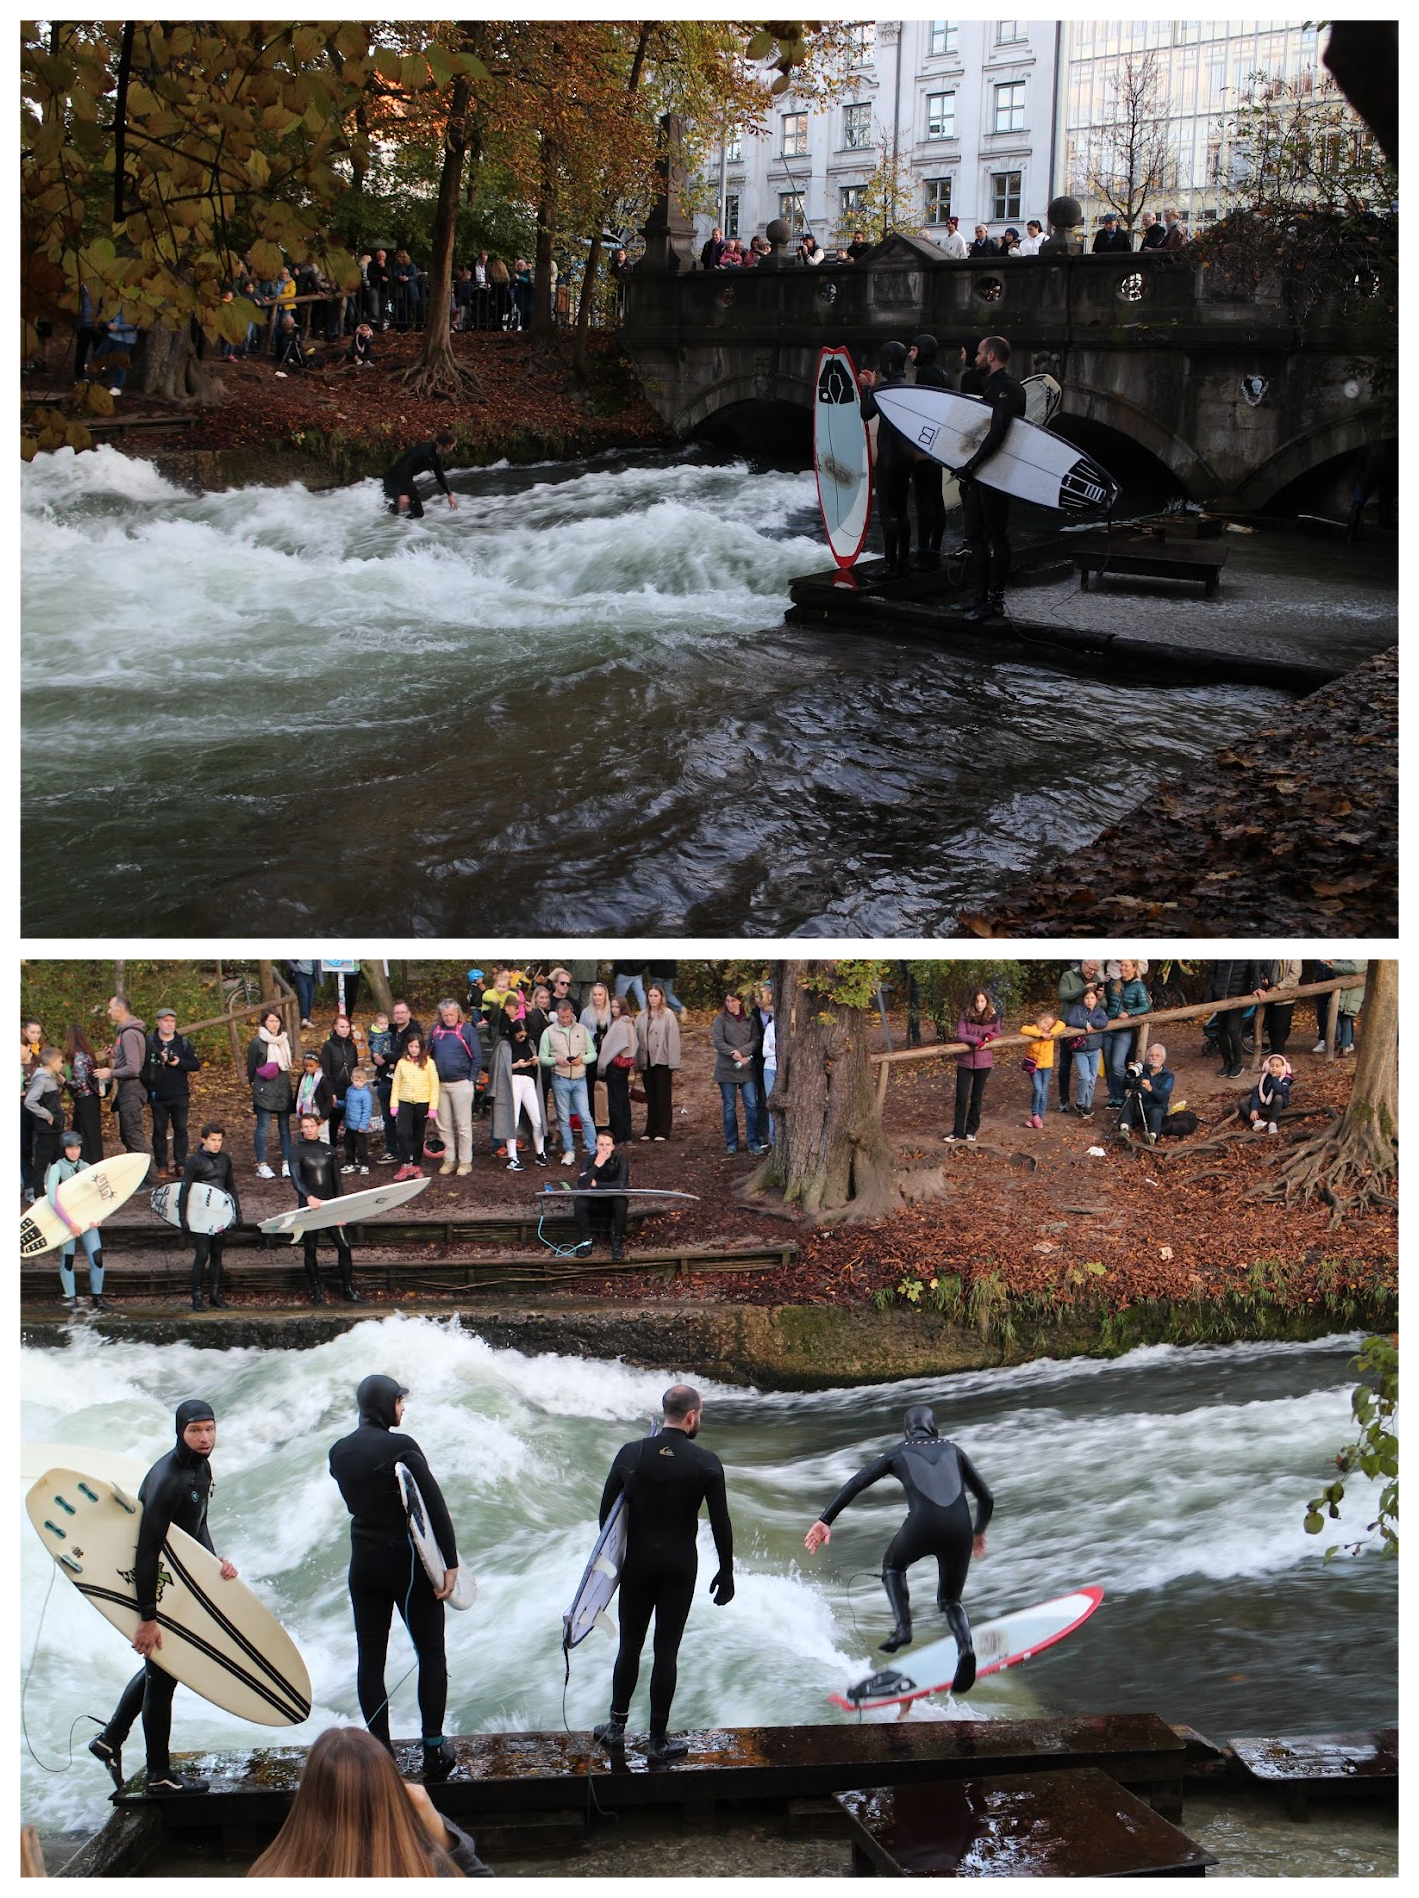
[573,1128,629,1261]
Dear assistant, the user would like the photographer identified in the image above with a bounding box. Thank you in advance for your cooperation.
[1117,1043,1173,1142]
[145,1008,201,1181]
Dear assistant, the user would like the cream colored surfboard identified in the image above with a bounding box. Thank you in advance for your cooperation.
[20,1152,152,1258]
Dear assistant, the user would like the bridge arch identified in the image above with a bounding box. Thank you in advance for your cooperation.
[1228,407,1392,512]
[1059,382,1219,499]
[677,367,816,444]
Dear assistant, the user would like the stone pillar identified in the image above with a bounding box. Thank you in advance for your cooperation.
[1039,192,1084,258]
[640,113,698,274]
[760,217,792,270]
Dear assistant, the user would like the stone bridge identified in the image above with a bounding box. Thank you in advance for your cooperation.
[621,236,1393,509]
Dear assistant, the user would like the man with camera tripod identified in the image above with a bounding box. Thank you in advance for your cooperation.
[1115,1043,1174,1143]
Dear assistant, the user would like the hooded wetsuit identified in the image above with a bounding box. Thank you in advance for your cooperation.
[958,360,1027,606]
[291,1134,358,1301]
[599,1429,733,1735]
[178,1145,241,1303]
[98,1399,218,1777]
[329,1374,458,1750]
[381,439,452,519]
[859,340,915,574]
[909,332,951,561]
[818,1406,993,1668]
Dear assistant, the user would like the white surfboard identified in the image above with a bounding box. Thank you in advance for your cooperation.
[26,1466,312,1727]
[830,1585,1104,1713]
[20,1152,153,1258]
[813,345,872,568]
[873,382,1119,513]
[151,1182,238,1235]
[563,1421,660,1651]
[941,373,1060,514]
[396,1463,477,1611]
[21,1443,148,1490]
[258,1172,430,1240]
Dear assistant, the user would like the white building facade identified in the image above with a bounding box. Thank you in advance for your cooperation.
[706,20,1061,252]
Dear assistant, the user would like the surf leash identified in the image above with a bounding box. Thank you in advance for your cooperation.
[20,1561,110,1773]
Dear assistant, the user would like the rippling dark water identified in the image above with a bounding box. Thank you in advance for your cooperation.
[21,445,1284,934]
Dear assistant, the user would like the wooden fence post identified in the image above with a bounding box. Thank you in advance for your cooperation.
[1325,990,1340,1060]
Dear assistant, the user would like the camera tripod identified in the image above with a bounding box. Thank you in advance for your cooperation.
[1111,1079,1155,1146]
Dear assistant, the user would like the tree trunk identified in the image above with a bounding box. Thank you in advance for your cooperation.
[258,959,278,1004]
[404,40,482,401]
[140,322,227,404]
[361,959,395,1015]
[532,138,559,343]
[1253,958,1397,1223]
[113,959,126,1001]
[746,960,901,1224]
[572,234,604,377]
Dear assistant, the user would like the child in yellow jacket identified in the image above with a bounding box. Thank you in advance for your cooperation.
[1020,1010,1061,1128]
[390,1036,440,1180]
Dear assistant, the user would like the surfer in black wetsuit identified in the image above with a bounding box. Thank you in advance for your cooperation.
[948,334,1027,623]
[179,1122,242,1311]
[89,1399,239,1796]
[572,1127,630,1259]
[804,1405,993,1690]
[290,1112,363,1305]
[908,332,951,570]
[328,1375,460,1781]
[592,1384,735,1764]
[381,429,460,520]
[858,339,915,577]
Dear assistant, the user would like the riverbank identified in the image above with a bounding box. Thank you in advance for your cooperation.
[23,328,675,486]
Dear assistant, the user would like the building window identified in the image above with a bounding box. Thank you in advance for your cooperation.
[724,194,739,238]
[991,170,1022,220]
[782,112,808,158]
[725,130,742,164]
[840,183,868,218]
[928,21,958,57]
[994,81,1026,133]
[925,91,956,139]
[996,21,1025,45]
[778,191,806,234]
[924,176,953,223]
[843,103,873,149]
[848,21,875,59]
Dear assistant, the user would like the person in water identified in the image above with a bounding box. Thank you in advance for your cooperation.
[804,1405,993,1690]
[593,1383,735,1764]
[328,1375,461,1782]
[290,1111,363,1305]
[89,1399,240,1795]
[858,339,916,577]
[948,333,1026,622]
[381,429,460,520]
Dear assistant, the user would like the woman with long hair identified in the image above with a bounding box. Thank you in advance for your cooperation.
[64,1023,105,1165]
[597,993,638,1146]
[711,991,764,1155]
[248,1725,490,1877]
[635,983,681,1142]
[390,1035,440,1182]
[580,981,612,1124]
[490,998,548,1172]
[946,990,999,1143]
[246,1008,294,1180]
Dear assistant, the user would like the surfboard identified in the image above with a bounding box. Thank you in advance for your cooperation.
[150,1183,238,1235]
[396,1463,477,1611]
[25,1466,312,1727]
[813,345,872,569]
[539,1187,700,1200]
[872,383,1119,514]
[21,1443,148,1490]
[941,373,1061,514]
[258,1172,430,1240]
[563,1421,661,1651]
[830,1586,1103,1713]
[20,1152,153,1258]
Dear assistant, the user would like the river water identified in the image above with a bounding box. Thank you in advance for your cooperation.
[20,1324,1395,1844]
[20,445,1286,936]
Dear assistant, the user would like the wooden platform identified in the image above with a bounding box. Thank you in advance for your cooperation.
[1073,532,1229,597]
[837,1768,1216,1877]
[1229,1729,1398,1815]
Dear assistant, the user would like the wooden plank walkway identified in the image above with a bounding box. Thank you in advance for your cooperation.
[1074,532,1229,597]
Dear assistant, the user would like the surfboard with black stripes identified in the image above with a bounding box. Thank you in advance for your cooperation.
[25,1467,311,1726]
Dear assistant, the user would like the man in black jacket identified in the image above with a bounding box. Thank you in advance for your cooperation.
[1205,959,1268,1080]
[179,1122,242,1310]
[146,1007,202,1180]
[948,334,1027,622]
[291,1113,363,1305]
[908,332,951,569]
[329,1374,461,1780]
[381,430,460,519]
[592,1384,735,1763]
[572,1128,630,1260]
[88,1399,240,1795]
[805,1405,993,1689]
[1091,212,1133,253]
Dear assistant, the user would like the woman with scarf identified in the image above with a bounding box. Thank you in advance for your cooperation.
[246,1008,294,1180]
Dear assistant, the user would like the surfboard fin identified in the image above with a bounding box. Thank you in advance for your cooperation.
[594,1610,616,1641]
[109,1483,138,1515]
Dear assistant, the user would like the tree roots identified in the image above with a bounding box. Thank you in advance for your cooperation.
[1250,1114,1399,1224]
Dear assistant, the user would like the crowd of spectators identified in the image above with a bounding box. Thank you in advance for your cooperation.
[697,206,1189,270]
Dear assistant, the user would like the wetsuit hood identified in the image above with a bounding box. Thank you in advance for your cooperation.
[357,1374,409,1429]
[878,340,909,378]
[904,1405,939,1441]
[174,1397,216,1467]
[910,333,939,368]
